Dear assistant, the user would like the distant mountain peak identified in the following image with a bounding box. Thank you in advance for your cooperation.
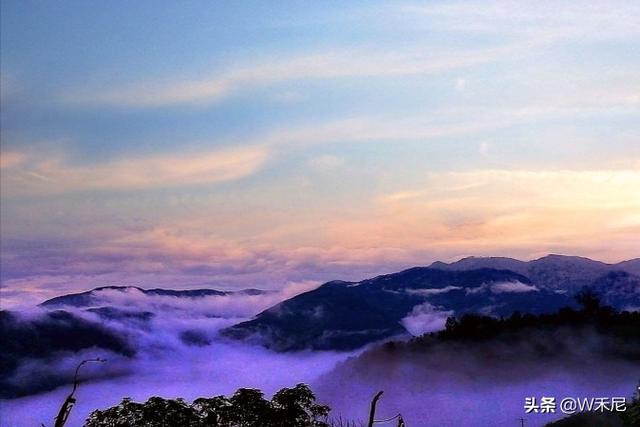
[91,285,148,292]
[533,254,605,264]
[40,285,269,308]
[222,267,561,351]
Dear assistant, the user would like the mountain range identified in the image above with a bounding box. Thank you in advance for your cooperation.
[222,255,640,351]
[3,254,639,398]
[39,285,269,308]
[28,255,640,352]
[429,254,640,290]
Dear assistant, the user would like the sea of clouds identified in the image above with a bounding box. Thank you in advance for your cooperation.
[1,286,356,426]
[1,286,638,427]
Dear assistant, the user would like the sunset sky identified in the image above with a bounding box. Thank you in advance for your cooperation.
[1,0,639,305]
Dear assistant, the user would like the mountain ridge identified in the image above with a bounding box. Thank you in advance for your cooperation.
[428,254,639,291]
[33,255,640,352]
[221,267,575,351]
[39,285,270,308]
[223,255,640,351]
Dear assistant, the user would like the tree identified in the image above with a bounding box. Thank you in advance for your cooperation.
[228,388,270,427]
[84,383,331,427]
[620,382,640,427]
[575,288,602,313]
[84,397,144,427]
[271,384,330,427]
[192,396,233,426]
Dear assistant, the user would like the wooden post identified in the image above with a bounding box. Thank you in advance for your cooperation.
[367,391,384,427]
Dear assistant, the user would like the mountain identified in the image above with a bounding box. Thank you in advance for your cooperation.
[617,258,640,276]
[40,285,269,308]
[86,306,156,322]
[221,268,573,351]
[224,255,640,351]
[429,256,529,274]
[429,254,638,291]
[590,271,640,310]
[33,255,640,353]
[0,309,134,398]
[314,306,640,426]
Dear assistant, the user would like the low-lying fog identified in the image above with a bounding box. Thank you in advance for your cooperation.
[1,288,637,427]
[315,335,638,426]
[1,287,354,426]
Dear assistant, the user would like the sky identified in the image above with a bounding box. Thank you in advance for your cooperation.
[1,0,639,304]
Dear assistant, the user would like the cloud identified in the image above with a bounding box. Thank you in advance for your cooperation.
[317,314,639,426]
[43,282,318,320]
[69,43,525,108]
[5,78,639,196]
[63,1,639,110]
[400,0,640,40]
[0,223,435,311]
[491,281,538,293]
[1,145,268,194]
[406,286,462,296]
[1,289,354,425]
[2,168,638,304]
[327,169,640,262]
[0,113,532,196]
[0,151,26,169]
[401,302,453,336]
[307,155,344,171]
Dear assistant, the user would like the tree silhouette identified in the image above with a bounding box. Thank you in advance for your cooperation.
[271,384,330,426]
[620,383,640,426]
[84,383,330,427]
[574,288,602,313]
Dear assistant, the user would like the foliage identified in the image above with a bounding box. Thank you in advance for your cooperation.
[620,383,640,427]
[544,383,640,426]
[84,383,330,427]
[426,291,640,344]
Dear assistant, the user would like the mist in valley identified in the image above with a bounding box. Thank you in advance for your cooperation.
[2,288,638,427]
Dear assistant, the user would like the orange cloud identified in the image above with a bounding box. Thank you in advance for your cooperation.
[323,169,640,262]
[0,151,26,169]
[1,145,268,194]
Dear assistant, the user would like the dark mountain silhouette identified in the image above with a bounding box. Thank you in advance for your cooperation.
[429,254,638,291]
[86,306,156,322]
[0,310,134,398]
[315,300,640,426]
[617,258,640,276]
[28,255,640,354]
[40,285,270,308]
[223,255,640,351]
[590,271,640,309]
[221,268,574,351]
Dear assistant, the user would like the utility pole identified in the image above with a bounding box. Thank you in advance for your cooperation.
[367,391,384,427]
[53,358,106,427]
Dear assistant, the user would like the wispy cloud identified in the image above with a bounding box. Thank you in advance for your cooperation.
[1,145,268,194]
[66,1,639,109]
[331,169,640,261]
[0,151,26,169]
[3,169,637,301]
[400,0,640,40]
[69,43,525,108]
[2,0,638,303]
[5,82,639,197]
